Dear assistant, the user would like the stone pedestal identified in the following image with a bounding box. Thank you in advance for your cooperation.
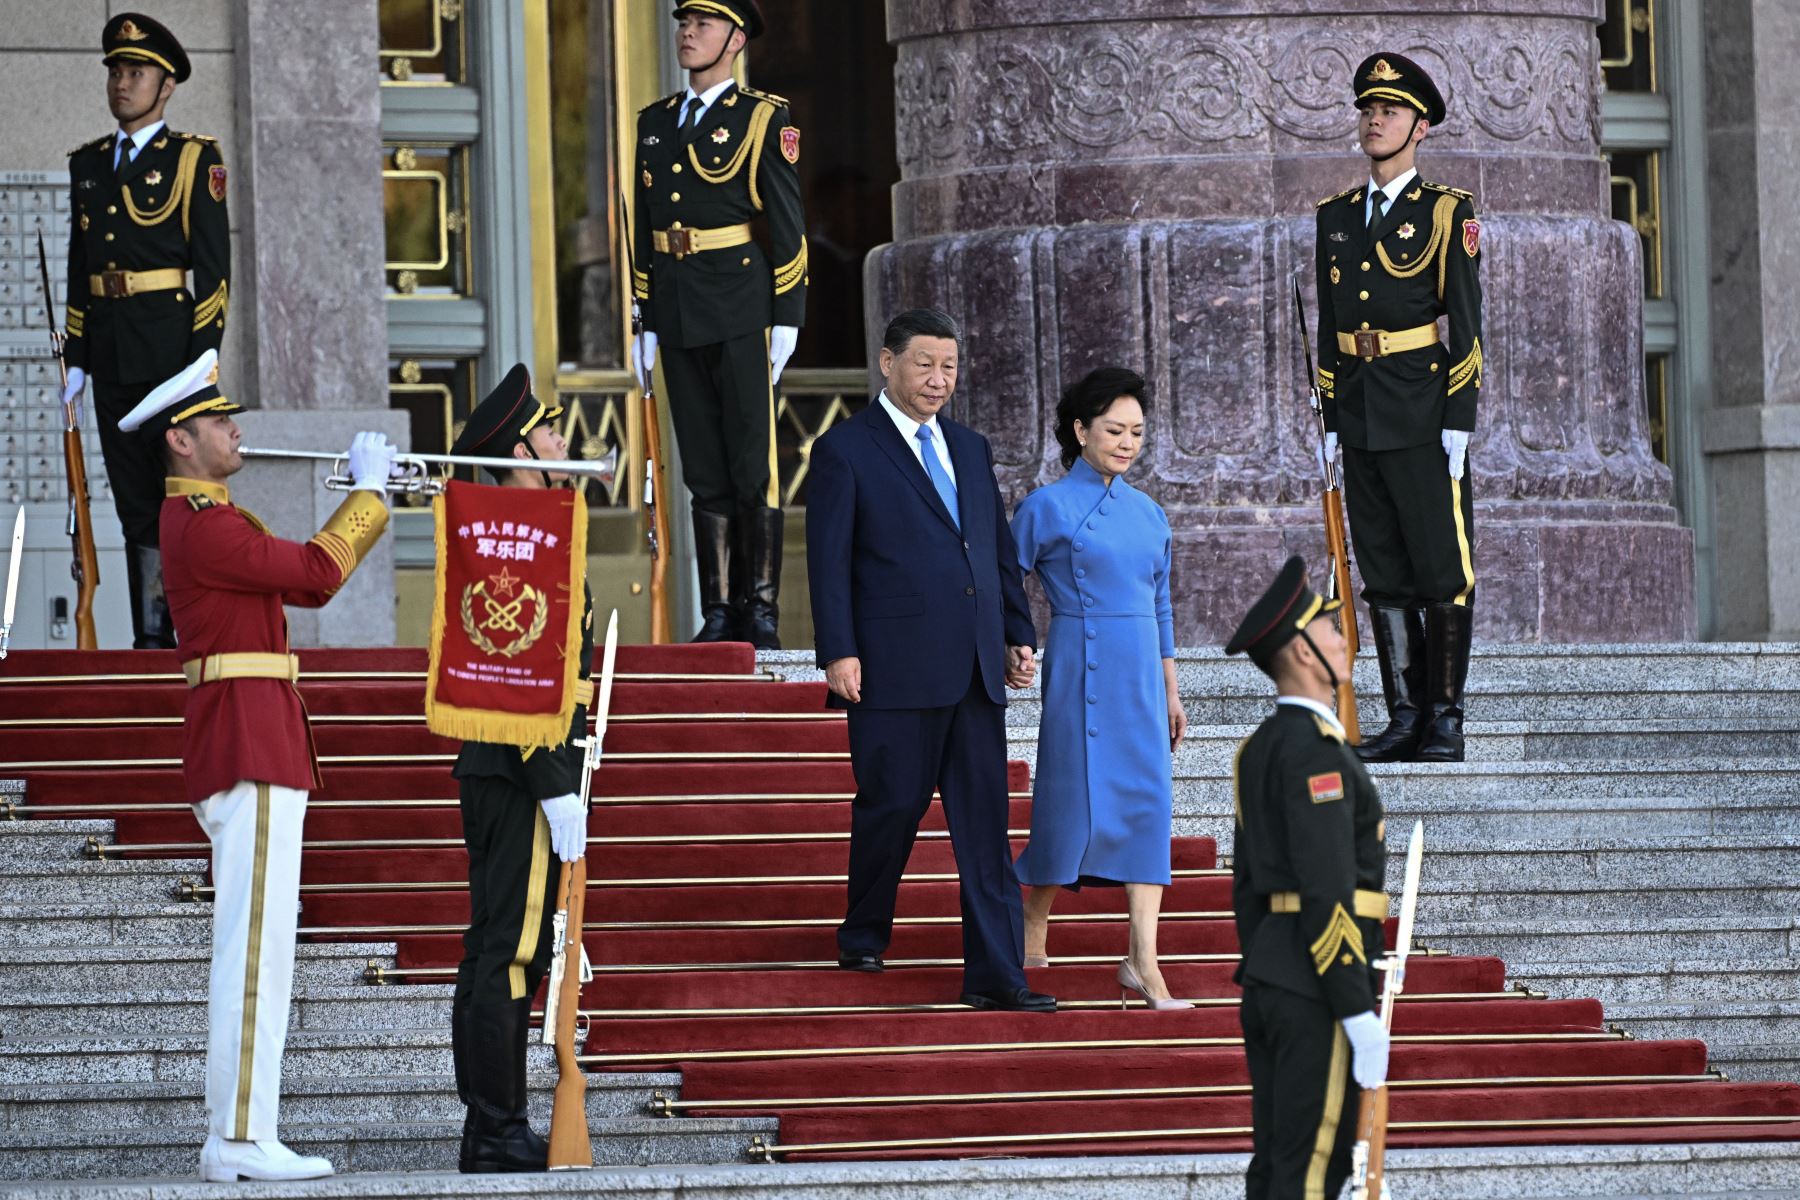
[230,0,401,645]
[869,0,1696,642]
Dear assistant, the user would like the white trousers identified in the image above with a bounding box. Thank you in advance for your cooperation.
[193,780,307,1141]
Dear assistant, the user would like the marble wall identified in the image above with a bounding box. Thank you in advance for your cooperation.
[870,0,1697,643]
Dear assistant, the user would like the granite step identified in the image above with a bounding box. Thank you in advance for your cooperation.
[0,1028,479,1086]
[0,942,390,991]
[0,1115,770,1180]
[0,858,207,906]
[0,985,454,1040]
[0,1072,676,1135]
[0,902,213,948]
[15,1135,1800,1198]
[1503,959,1800,1009]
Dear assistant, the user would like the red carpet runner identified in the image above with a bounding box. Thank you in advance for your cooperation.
[4,646,1799,1161]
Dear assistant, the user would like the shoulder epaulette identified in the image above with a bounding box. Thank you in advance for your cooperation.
[173,131,219,144]
[1311,714,1347,744]
[70,134,112,156]
[738,85,789,107]
[186,494,216,512]
[1422,181,1475,203]
[1316,185,1361,209]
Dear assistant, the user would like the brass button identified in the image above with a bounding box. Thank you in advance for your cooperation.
[742,257,751,266]
[1360,321,1370,330]
[672,163,682,174]
[1430,362,1440,373]
[671,192,681,202]
[1361,262,1371,272]
[176,291,185,301]
[107,205,117,215]
[1358,290,1369,301]
[107,261,117,269]
[104,232,114,241]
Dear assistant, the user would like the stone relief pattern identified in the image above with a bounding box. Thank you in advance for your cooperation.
[869,214,1671,507]
[894,23,1598,171]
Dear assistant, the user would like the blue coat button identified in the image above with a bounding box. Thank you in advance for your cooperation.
[1085,629,1097,640]
[1087,661,1097,670]
[1074,568,1086,578]
[1087,694,1097,704]
[1073,541,1084,552]
[1087,727,1098,737]
[1083,597,1094,607]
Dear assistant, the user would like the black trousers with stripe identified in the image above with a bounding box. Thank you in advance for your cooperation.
[659,331,779,515]
[93,378,163,546]
[1241,981,1360,1200]
[455,775,560,1007]
[1341,442,1476,608]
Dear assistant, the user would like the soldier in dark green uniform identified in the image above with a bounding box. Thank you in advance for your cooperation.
[1226,555,1390,1200]
[63,12,231,648]
[445,364,594,1174]
[1314,53,1482,763]
[630,0,806,649]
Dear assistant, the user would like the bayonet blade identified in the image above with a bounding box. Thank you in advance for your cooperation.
[1392,820,1424,966]
[591,609,620,751]
[3,505,23,635]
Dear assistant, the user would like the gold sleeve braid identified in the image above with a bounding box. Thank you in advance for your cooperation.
[774,238,809,296]
[1448,336,1483,396]
[632,267,649,302]
[191,280,228,332]
[1317,366,1334,401]
[309,490,390,586]
[66,305,84,338]
[1309,902,1367,974]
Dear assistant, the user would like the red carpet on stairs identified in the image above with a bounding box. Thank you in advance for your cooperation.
[6,645,1800,1161]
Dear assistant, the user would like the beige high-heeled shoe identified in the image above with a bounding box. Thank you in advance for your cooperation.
[1117,958,1194,1011]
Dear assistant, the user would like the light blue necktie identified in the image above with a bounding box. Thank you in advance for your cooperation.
[915,424,959,529]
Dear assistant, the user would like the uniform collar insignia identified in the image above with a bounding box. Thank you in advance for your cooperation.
[153,137,168,150]
[1406,186,1423,201]
[721,91,738,107]
[1351,190,1363,203]
[165,476,231,505]
[1366,58,1404,82]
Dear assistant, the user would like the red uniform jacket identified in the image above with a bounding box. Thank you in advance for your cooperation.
[160,478,388,803]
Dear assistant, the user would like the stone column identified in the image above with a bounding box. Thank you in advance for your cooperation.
[869,0,1695,642]
[229,0,406,645]
[1702,0,1800,641]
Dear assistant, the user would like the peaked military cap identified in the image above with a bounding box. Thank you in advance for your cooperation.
[103,12,191,84]
[118,350,244,437]
[1225,555,1344,672]
[451,363,564,474]
[673,0,765,39]
[1352,52,1444,127]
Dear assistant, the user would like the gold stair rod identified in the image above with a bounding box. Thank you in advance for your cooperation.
[0,670,776,686]
[0,711,845,729]
[5,750,853,769]
[3,791,1034,819]
[87,827,1039,858]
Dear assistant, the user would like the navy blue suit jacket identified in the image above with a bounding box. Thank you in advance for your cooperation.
[806,400,1036,711]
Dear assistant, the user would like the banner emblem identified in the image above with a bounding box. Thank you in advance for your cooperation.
[781,126,801,164]
[1462,218,1481,258]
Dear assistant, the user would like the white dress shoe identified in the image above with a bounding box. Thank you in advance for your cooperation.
[200,1135,335,1182]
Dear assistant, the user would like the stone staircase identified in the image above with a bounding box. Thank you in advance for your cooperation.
[2,643,1799,1197]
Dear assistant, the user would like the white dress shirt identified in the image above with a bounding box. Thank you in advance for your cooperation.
[679,78,737,132]
[1277,695,1346,740]
[877,390,956,486]
[1363,166,1417,227]
[113,120,166,171]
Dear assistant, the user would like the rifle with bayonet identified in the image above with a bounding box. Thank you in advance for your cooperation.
[542,608,619,1170]
[620,190,672,643]
[37,232,99,650]
[1350,819,1424,1200]
[1293,281,1360,742]
[2,506,23,659]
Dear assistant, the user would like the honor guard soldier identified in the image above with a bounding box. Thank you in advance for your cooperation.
[63,13,232,649]
[631,0,806,649]
[118,351,397,1181]
[446,364,594,1173]
[1314,52,1483,763]
[1225,556,1390,1200]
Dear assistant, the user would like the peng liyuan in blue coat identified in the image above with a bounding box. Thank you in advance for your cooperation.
[1011,456,1176,888]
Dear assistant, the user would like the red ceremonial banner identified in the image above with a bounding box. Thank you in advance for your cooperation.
[425,480,588,748]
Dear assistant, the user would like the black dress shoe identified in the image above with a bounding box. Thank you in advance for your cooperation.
[838,953,884,972]
[960,987,1056,1013]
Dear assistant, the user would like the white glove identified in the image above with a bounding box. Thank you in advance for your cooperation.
[632,331,659,393]
[1442,429,1470,481]
[346,432,398,493]
[769,325,799,386]
[539,792,587,863]
[1316,431,1339,476]
[61,367,87,424]
[1342,1010,1390,1089]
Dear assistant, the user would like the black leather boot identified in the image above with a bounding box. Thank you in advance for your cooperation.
[128,544,177,649]
[1354,605,1427,763]
[1416,602,1474,763]
[451,992,475,1171]
[691,509,740,642]
[461,1000,548,1173]
[739,506,783,651]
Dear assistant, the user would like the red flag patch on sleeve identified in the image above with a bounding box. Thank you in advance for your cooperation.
[1308,772,1345,803]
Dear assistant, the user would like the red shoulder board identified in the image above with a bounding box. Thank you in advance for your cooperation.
[1308,772,1345,803]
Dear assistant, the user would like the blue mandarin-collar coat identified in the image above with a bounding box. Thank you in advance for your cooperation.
[1012,458,1176,886]
[806,401,1036,711]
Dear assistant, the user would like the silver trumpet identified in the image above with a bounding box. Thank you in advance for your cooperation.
[240,446,619,497]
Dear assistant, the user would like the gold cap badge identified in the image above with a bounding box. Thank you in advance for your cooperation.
[1367,59,1404,82]
[205,362,221,385]
[117,18,148,41]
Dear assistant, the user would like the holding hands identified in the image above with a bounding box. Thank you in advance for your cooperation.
[1005,645,1036,690]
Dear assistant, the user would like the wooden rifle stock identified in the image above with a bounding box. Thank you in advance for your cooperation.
[641,386,672,644]
[1321,487,1360,743]
[545,858,591,1169]
[62,426,99,650]
[1353,1084,1390,1199]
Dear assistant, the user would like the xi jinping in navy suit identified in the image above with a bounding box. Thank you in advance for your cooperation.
[806,308,1054,1012]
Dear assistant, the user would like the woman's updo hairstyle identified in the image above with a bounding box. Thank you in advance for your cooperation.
[1055,366,1150,470]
